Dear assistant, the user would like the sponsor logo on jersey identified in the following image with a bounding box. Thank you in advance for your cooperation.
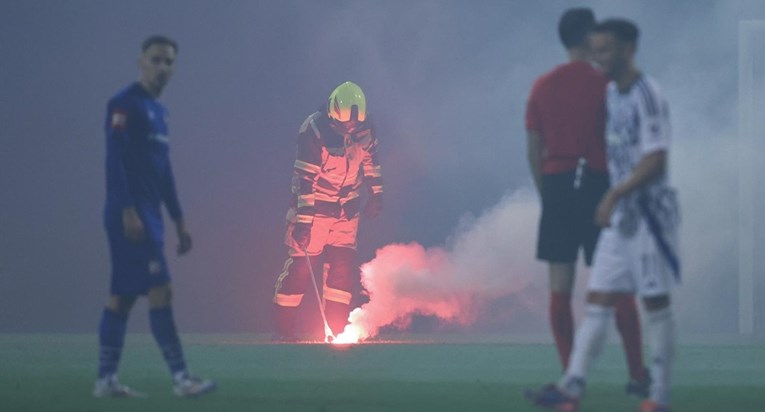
[149,133,169,144]
[148,260,162,275]
[111,110,128,131]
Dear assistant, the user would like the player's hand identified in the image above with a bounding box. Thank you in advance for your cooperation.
[175,219,192,256]
[292,223,311,250]
[122,207,145,243]
[363,193,383,219]
[595,189,619,227]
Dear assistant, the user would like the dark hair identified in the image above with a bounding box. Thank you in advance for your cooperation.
[592,19,639,47]
[558,8,596,49]
[142,35,178,53]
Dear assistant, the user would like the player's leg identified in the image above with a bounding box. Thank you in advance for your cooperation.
[94,226,147,398]
[560,225,637,392]
[638,295,674,412]
[634,216,677,411]
[530,292,619,411]
[94,294,139,398]
[557,291,616,398]
[98,295,136,378]
[522,265,578,410]
[147,283,188,379]
[580,172,649,393]
[614,294,651,397]
[549,263,576,370]
[148,283,216,397]
[537,172,579,371]
[635,235,677,410]
[526,228,634,410]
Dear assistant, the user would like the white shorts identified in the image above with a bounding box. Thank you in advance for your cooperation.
[588,216,678,297]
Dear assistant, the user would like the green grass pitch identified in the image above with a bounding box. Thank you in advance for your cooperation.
[1,334,763,411]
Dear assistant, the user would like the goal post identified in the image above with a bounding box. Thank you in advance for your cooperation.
[738,20,765,338]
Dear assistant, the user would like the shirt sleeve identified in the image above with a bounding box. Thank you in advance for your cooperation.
[637,80,671,156]
[105,100,135,209]
[292,115,323,225]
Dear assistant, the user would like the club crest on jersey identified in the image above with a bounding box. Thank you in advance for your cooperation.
[111,110,128,131]
[649,122,661,140]
[148,260,162,275]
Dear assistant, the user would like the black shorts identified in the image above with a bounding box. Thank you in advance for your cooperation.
[536,169,609,266]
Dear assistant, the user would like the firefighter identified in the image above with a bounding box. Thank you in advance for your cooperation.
[273,81,383,340]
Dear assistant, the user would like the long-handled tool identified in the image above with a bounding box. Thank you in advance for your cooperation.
[304,248,335,343]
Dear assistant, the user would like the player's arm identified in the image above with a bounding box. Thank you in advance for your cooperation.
[526,130,543,195]
[611,151,666,198]
[105,101,144,242]
[172,216,192,256]
[525,82,544,195]
[595,151,665,227]
[161,164,191,255]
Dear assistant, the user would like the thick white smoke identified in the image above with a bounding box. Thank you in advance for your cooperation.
[336,190,543,342]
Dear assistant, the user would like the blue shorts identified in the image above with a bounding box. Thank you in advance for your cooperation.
[105,223,171,296]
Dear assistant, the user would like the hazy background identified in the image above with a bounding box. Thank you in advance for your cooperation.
[1,0,764,340]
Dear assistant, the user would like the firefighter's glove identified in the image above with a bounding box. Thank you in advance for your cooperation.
[292,223,312,250]
[363,194,383,219]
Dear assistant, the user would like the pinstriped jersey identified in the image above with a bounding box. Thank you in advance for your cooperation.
[606,75,679,236]
[291,110,383,224]
[605,74,681,276]
[605,75,671,188]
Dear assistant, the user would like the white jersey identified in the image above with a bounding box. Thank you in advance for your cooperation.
[589,74,681,295]
[605,75,679,240]
[605,75,670,185]
[606,75,672,204]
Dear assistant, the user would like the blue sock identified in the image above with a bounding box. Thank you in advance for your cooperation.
[149,307,187,376]
[98,309,128,378]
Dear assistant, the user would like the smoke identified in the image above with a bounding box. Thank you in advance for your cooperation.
[329,1,765,341]
[1,0,764,338]
[337,190,542,342]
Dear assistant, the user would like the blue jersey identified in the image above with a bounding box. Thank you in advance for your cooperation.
[104,82,182,242]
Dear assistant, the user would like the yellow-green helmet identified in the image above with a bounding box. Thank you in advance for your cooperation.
[328,81,367,123]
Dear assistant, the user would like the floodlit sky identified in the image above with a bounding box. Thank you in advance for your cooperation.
[1,0,764,337]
